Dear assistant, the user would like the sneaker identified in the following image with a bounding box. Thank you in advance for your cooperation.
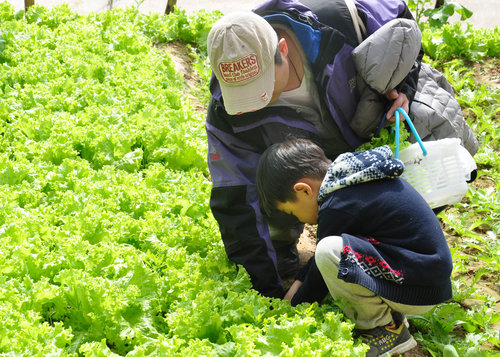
[356,320,417,357]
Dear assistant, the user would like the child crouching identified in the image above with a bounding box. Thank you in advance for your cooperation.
[256,138,453,357]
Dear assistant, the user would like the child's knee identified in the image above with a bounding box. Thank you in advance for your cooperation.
[315,235,344,271]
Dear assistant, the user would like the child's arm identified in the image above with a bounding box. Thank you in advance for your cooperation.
[288,258,329,305]
[284,280,303,302]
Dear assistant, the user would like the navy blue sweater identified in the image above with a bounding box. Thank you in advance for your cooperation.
[292,178,453,306]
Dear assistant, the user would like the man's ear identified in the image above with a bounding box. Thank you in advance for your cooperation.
[293,182,313,196]
[278,38,288,57]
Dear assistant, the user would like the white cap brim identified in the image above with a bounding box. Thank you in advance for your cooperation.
[221,63,274,115]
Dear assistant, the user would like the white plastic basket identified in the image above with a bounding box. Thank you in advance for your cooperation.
[394,109,476,209]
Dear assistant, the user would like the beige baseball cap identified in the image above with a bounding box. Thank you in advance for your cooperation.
[207,12,278,115]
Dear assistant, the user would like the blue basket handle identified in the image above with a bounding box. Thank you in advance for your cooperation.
[394,108,427,159]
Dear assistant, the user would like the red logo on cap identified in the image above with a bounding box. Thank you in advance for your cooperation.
[219,54,260,84]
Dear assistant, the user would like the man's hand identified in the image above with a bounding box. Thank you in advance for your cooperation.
[283,280,303,302]
[385,89,409,123]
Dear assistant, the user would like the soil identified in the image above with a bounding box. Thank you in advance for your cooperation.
[157,41,206,112]
[162,41,499,356]
[470,58,500,90]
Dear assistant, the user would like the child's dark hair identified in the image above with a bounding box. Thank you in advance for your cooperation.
[257,138,331,216]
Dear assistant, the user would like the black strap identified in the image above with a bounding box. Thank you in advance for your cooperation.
[297,0,362,88]
[300,0,362,47]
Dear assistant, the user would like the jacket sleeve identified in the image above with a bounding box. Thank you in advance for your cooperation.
[206,106,285,299]
[210,185,285,298]
[396,2,423,104]
[351,18,422,96]
[355,0,423,103]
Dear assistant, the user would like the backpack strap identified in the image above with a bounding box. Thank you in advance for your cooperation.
[344,0,366,44]
[299,0,366,46]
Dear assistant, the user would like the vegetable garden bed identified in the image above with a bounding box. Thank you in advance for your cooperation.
[0,2,498,356]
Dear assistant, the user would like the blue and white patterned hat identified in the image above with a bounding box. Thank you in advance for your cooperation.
[318,146,405,204]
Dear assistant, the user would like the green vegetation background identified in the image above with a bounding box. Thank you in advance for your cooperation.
[0,2,498,356]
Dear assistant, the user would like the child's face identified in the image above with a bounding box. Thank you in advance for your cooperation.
[276,192,318,225]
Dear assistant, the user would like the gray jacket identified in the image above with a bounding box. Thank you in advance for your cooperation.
[351,19,478,155]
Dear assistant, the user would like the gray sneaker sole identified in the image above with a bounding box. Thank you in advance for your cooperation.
[381,335,417,356]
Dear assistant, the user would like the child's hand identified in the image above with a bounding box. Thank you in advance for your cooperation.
[283,280,303,302]
[385,89,409,122]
